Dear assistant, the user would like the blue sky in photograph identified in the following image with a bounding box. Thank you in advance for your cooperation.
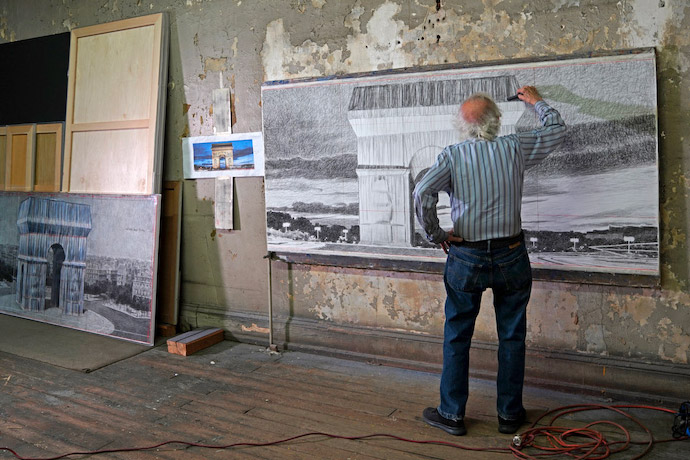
[193,139,255,169]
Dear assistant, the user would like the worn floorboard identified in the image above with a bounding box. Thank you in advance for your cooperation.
[0,340,687,459]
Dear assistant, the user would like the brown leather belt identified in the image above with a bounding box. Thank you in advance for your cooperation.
[450,231,524,250]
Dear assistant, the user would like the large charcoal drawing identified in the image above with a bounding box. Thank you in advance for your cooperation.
[262,50,659,276]
[0,192,160,345]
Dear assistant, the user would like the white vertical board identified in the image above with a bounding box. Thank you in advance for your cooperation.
[214,177,234,230]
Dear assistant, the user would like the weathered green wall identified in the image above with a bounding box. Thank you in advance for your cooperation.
[2,0,688,395]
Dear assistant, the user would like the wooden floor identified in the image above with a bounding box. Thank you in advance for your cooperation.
[0,340,687,459]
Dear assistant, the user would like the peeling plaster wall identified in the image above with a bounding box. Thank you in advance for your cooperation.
[2,1,689,388]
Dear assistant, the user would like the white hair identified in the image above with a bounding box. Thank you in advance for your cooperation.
[454,93,502,141]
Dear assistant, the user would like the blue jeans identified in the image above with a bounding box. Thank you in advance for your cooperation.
[437,237,532,421]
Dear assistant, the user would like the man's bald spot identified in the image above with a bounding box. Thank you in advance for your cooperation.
[460,97,493,124]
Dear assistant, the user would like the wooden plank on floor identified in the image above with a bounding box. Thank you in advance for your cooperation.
[167,328,224,356]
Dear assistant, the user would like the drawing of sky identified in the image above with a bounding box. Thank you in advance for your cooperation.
[262,54,656,160]
[0,194,157,262]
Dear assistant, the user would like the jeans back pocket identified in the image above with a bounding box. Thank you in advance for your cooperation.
[496,247,532,291]
[445,251,485,292]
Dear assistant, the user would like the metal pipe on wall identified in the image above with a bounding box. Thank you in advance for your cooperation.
[265,251,278,352]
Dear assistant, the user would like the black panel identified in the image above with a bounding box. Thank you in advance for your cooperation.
[0,32,70,125]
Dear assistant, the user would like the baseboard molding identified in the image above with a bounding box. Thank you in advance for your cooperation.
[180,303,690,404]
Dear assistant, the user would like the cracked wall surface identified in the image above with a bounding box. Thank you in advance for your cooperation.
[1,0,688,370]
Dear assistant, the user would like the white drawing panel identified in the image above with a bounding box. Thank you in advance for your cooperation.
[262,50,659,277]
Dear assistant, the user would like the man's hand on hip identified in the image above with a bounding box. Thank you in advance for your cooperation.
[441,230,464,254]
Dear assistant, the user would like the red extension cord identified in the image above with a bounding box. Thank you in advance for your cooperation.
[0,404,687,460]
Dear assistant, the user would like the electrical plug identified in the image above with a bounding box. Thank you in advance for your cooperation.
[512,434,522,448]
[672,401,690,438]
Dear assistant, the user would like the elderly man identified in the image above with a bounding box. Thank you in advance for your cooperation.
[414,86,566,436]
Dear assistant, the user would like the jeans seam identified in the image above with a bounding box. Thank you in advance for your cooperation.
[437,406,463,421]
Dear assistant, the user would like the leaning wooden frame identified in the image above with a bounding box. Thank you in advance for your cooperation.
[61,13,169,195]
[0,123,64,193]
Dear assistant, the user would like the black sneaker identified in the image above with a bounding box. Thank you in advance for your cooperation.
[422,407,467,436]
[498,409,527,434]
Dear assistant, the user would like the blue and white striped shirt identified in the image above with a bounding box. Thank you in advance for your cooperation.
[413,101,566,243]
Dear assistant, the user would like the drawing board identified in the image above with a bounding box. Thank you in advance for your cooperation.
[262,50,659,278]
[0,192,160,345]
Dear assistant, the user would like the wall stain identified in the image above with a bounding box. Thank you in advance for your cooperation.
[0,10,13,41]
[606,292,655,326]
[260,1,645,83]
[657,321,689,364]
[584,324,609,354]
[241,323,269,334]
[204,56,228,72]
[527,289,580,349]
[297,265,442,330]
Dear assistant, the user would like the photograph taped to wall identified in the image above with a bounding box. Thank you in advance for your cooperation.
[182,132,265,179]
[262,49,659,277]
[0,192,160,345]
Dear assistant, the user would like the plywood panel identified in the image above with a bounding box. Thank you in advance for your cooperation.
[34,123,63,192]
[68,129,149,194]
[0,127,6,190]
[5,124,35,191]
[62,13,168,195]
[73,26,154,124]
[8,133,29,189]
